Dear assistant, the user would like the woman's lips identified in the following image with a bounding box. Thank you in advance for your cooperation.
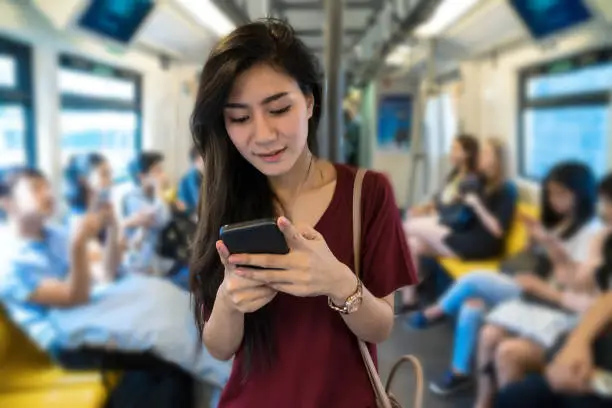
[256,147,287,163]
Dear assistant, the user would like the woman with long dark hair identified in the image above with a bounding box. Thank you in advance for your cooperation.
[410,134,480,217]
[405,161,600,397]
[399,138,518,311]
[189,19,417,407]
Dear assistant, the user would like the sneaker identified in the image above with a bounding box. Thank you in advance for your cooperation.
[405,311,430,329]
[429,371,472,396]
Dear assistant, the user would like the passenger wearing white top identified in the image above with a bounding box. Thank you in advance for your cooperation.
[473,167,612,408]
[406,162,601,397]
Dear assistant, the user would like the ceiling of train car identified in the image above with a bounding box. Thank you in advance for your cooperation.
[382,0,530,79]
[220,0,384,58]
[136,1,218,62]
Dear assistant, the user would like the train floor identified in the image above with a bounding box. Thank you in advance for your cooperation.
[379,317,474,408]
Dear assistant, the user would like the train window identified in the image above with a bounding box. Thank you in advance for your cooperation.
[518,48,612,180]
[0,37,34,167]
[58,54,142,181]
[0,55,16,87]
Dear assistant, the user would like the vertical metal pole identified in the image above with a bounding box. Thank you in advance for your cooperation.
[324,0,344,162]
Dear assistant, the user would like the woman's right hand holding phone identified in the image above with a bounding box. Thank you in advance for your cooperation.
[216,240,277,314]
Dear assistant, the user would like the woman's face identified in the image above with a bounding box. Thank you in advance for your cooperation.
[88,160,113,192]
[224,63,314,177]
[546,181,576,217]
[11,176,55,220]
[478,142,498,178]
[449,140,467,168]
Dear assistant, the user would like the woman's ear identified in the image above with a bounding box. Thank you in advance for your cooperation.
[306,93,314,119]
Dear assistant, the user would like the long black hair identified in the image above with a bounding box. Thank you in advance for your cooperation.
[189,19,323,374]
[540,162,597,240]
[64,153,107,212]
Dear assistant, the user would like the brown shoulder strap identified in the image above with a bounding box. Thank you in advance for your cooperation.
[352,168,367,279]
[352,167,424,408]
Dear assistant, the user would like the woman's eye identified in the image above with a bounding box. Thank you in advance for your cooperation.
[229,116,249,124]
[270,105,291,115]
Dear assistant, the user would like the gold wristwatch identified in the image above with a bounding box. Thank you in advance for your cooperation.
[328,277,363,314]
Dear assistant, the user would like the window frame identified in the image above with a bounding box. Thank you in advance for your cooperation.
[517,46,612,181]
[0,35,36,166]
[58,54,143,181]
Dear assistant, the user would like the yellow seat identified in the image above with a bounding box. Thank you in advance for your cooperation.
[439,203,539,279]
[0,308,114,408]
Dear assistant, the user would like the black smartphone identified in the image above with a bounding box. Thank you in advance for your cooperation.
[220,218,290,255]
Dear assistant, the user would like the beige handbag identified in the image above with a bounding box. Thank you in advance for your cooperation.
[352,169,424,408]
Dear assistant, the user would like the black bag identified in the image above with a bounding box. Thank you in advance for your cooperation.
[104,368,194,408]
[156,206,197,268]
[438,203,476,231]
[437,175,482,231]
[55,348,195,408]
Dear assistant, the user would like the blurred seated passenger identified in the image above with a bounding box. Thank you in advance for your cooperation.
[176,145,203,217]
[64,153,122,283]
[407,162,600,396]
[0,167,230,399]
[122,151,172,275]
[477,222,612,408]
[400,138,517,311]
[494,291,612,408]
[409,134,479,218]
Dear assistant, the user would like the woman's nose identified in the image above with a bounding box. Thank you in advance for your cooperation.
[252,114,276,144]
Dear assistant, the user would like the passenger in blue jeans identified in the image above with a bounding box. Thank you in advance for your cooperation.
[406,162,601,396]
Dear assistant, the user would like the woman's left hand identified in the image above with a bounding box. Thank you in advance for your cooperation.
[229,217,357,303]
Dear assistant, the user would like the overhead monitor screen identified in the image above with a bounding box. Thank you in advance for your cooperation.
[78,0,155,44]
[509,0,592,39]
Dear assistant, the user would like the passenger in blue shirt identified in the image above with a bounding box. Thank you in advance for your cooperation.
[64,153,123,282]
[176,146,203,216]
[121,152,172,275]
[0,167,231,396]
[0,167,110,350]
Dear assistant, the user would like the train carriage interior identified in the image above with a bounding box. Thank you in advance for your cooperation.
[0,0,611,407]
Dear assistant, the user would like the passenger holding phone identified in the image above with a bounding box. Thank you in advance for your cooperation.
[64,153,122,283]
[189,19,417,408]
[399,138,518,311]
[405,162,602,397]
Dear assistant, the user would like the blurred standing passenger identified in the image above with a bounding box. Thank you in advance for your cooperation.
[177,146,204,217]
[343,109,360,166]
[189,19,417,408]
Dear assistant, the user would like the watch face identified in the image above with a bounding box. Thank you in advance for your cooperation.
[346,295,363,314]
